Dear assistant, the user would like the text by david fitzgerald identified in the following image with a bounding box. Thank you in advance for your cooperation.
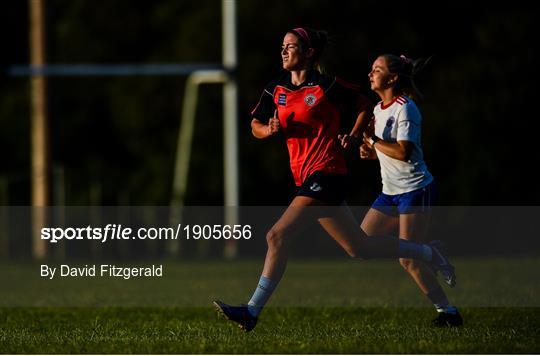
[41,264,163,280]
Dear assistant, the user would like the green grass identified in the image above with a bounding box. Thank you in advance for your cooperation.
[0,257,539,353]
[1,307,538,353]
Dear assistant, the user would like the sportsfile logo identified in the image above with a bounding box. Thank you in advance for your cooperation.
[41,224,136,243]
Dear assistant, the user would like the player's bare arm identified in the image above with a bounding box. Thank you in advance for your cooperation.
[364,137,413,162]
[251,113,280,139]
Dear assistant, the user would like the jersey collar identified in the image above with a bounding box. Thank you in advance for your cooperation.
[284,69,320,90]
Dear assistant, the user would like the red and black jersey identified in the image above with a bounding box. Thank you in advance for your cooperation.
[251,70,368,186]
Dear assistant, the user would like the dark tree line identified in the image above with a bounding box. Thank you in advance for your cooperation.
[1,1,537,206]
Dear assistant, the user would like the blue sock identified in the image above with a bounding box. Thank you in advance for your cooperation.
[427,287,450,311]
[437,305,458,314]
[247,276,277,317]
[398,239,432,261]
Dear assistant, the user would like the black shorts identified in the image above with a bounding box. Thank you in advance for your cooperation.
[296,171,349,205]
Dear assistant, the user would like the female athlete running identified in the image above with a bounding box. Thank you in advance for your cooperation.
[360,53,461,327]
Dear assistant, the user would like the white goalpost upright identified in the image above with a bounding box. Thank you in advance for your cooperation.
[167,0,241,258]
[221,0,240,258]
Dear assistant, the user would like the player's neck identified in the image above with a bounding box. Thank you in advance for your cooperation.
[379,90,399,106]
[290,69,310,86]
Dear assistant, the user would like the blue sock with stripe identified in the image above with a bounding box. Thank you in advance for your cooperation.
[247,276,277,317]
[427,286,455,313]
[398,239,432,261]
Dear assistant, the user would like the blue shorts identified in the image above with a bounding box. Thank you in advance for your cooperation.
[371,181,436,216]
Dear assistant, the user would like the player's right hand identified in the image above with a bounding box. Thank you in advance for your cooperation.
[268,109,280,136]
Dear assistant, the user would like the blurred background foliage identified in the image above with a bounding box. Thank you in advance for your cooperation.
[1,0,537,206]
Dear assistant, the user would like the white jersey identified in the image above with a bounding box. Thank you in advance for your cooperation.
[373,95,433,195]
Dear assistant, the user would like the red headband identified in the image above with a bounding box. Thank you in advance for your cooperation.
[292,27,312,47]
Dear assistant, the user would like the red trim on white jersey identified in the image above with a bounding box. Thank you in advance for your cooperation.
[396,96,408,105]
[379,95,408,110]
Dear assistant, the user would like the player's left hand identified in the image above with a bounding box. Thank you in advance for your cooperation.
[364,117,375,138]
[338,134,351,149]
[359,143,377,160]
[338,134,358,149]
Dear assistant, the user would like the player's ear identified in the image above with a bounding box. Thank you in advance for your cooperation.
[305,47,315,59]
[388,73,398,85]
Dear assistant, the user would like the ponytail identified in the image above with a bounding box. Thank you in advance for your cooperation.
[382,54,432,100]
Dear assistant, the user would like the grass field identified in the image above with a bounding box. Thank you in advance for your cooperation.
[1,307,538,353]
[1,257,539,353]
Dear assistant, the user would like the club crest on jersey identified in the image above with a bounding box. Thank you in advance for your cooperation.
[304,93,317,106]
[278,94,287,106]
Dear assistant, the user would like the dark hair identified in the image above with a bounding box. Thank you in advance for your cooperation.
[381,54,431,100]
[288,27,328,63]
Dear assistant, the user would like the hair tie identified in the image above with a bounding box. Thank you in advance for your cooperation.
[400,54,411,64]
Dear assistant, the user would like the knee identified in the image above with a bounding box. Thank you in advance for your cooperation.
[399,258,420,272]
[266,228,285,251]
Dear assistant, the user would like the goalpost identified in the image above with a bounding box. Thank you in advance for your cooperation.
[13,0,240,259]
[170,0,239,258]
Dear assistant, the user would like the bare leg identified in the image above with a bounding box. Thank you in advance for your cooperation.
[361,208,448,299]
[361,208,398,237]
[261,195,321,281]
[212,195,322,327]
[398,212,442,294]
[317,204,398,259]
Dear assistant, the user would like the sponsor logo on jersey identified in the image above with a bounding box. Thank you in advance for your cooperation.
[310,182,322,192]
[304,93,317,106]
[386,117,395,127]
[278,93,287,106]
